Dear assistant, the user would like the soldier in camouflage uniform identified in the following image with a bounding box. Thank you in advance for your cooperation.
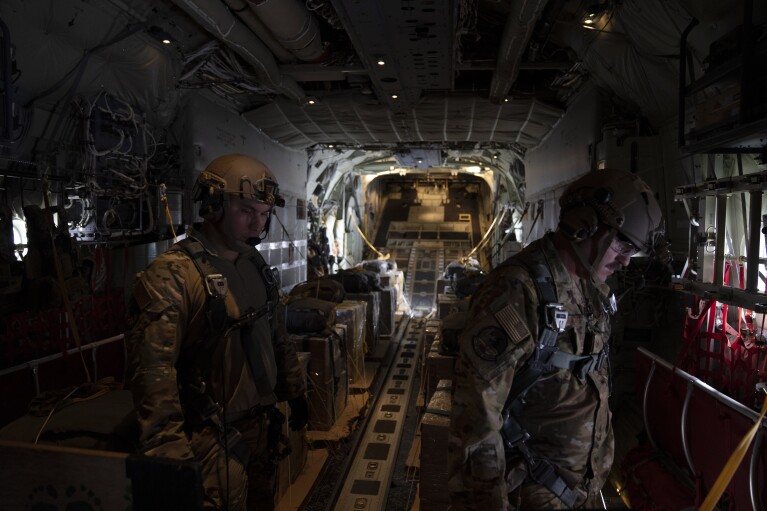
[126,154,308,511]
[448,169,665,510]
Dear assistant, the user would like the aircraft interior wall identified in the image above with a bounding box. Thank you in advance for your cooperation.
[521,83,604,241]
[1,0,766,509]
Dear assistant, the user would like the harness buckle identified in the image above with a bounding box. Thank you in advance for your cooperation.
[500,411,531,450]
[205,274,228,299]
[596,345,609,370]
[545,303,568,333]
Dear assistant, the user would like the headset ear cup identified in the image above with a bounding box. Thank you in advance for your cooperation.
[558,204,600,241]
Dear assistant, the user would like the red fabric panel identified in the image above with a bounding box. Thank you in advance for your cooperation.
[636,352,767,510]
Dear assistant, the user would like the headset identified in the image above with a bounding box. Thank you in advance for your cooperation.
[557,186,618,242]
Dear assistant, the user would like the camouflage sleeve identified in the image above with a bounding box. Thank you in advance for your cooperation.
[125,253,196,460]
[448,269,539,510]
[271,299,307,400]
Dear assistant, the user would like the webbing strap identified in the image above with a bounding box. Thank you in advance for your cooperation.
[700,392,767,511]
[500,259,561,415]
[516,440,579,508]
[175,238,229,332]
[548,348,609,379]
[497,256,587,509]
[176,238,277,400]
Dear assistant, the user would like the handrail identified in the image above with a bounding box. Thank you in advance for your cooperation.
[681,382,696,474]
[638,347,767,426]
[641,360,659,452]
[638,347,766,511]
[749,428,763,509]
[0,334,126,395]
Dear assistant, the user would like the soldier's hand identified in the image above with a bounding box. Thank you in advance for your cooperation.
[287,396,309,431]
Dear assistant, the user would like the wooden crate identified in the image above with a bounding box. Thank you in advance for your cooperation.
[0,440,133,510]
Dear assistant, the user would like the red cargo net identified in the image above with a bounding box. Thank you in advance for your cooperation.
[678,262,766,407]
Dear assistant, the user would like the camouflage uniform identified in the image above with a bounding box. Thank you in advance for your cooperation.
[448,234,613,510]
[126,228,306,511]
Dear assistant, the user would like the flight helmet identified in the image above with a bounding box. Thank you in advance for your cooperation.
[557,169,664,256]
[192,153,285,244]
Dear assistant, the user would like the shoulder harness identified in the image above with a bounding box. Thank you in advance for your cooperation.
[171,237,282,429]
[496,255,610,509]
[172,237,280,334]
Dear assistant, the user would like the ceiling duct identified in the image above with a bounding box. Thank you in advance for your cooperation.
[169,0,306,102]
[329,0,458,112]
[246,0,326,62]
[488,0,549,104]
[221,0,294,62]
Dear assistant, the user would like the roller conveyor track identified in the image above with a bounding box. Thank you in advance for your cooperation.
[332,316,423,511]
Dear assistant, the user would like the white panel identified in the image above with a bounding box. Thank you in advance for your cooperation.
[518,84,603,242]
[524,84,602,198]
[183,92,308,197]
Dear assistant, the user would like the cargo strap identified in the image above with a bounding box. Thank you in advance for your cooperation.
[700,391,767,511]
[517,442,579,508]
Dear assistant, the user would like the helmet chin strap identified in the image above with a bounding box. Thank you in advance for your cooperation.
[569,227,617,296]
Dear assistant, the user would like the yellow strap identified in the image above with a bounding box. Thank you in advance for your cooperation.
[355,223,384,258]
[159,184,178,242]
[699,392,767,511]
[163,199,178,242]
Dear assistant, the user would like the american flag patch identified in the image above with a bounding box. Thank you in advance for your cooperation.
[495,303,531,344]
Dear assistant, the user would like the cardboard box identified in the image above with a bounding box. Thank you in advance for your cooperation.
[438,293,469,319]
[275,401,308,505]
[290,330,344,385]
[307,374,335,431]
[291,330,348,431]
[693,83,741,132]
[335,301,367,383]
[346,292,380,355]
[437,293,457,319]
[423,320,442,355]
[381,269,404,290]
[306,367,348,431]
[335,367,349,423]
[296,351,311,386]
[378,288,397,338]
[420,380,452,507]
[0,441,132,510]
[425,341,456,405]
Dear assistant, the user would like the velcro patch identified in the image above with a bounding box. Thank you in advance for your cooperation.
[494,303,531,345]
[472,327,508,361]
[133,277,154,310]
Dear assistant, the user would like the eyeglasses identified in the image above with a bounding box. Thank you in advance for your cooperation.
[609,236,639,257]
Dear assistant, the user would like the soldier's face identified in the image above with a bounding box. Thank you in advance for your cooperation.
[595,235,634,281]
[219,195,272,246]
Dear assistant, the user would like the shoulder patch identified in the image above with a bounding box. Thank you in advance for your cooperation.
[472,327,508,361]
[133,277,154,310]
[494,303,531,345]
